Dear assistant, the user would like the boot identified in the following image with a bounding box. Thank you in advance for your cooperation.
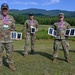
[0,61,2,67]
[66,59,71,63]
[0,54,3,67]
[31,49,34,54]
[24,52,28,57]
[9,63,16,71]
[52,58,57,63]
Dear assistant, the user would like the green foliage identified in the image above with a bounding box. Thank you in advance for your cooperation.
[36,29,53,40]
[10,14,75,26]
[65,18,75,26]
[69,37,75,41]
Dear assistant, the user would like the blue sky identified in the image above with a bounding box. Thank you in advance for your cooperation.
[0,0,75,11]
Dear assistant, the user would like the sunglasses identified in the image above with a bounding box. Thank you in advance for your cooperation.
[59,17,64,18]
[2,8,8,10]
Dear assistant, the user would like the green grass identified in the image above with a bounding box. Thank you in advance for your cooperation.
[0,24,75,75]
[16,24,50,31]
[0,40,75,75]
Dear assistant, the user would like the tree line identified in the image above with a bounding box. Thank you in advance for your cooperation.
[11,14,75,26]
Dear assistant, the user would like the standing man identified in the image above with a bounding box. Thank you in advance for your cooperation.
[52,13,71,63]
[23,13,39,56]
[0,3,16,71]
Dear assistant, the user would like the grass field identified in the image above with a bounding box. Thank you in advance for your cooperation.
[0,25,75,75]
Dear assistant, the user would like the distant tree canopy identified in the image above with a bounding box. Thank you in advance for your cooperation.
[10,14,75,26]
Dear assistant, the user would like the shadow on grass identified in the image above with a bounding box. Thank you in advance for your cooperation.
[35,51,66,62]
[14,50,68,62]
[57,58,66,62]
[14,50,53,60]
[55,49,70,62]
[60,48,75,53]
[35,51,53,60]
[69,50,75,53]
[14,50,24,56]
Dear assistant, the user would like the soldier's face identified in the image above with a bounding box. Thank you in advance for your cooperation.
[59,17,64,21]
[2,8,8,16]
[29,16,34,20]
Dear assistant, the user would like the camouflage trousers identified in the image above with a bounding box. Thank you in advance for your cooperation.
[24,33,36,54]
[0,42,14,66]
[53,39,70,59]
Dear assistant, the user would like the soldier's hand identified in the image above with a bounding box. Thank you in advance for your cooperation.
[24,36,26,39]
[36,28,38,32]
[14,38,18,41]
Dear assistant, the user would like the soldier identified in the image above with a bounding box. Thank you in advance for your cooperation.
[52,13,71,63]
[23,13,39,56]
[0,3,16,71]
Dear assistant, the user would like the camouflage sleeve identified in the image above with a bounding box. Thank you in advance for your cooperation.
[36,20,39,32]
[66,22,71,29]
[52,23,56,30]
[23,21,27,36]
[11,16,16,31]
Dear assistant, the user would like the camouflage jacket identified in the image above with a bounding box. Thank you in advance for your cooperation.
[0,14,15,43]
[23,19,39,36]
[52,21,71,39]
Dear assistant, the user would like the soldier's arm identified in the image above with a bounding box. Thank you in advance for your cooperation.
[11,16,16,31]
[52,23,56,30]
[65,22,71,38]
[23,21,27,37]
[67,22,71,29]
[35,20,39,32]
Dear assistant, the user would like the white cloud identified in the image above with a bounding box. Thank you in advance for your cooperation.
[52,0,60,3]
[10,2,38,5]
[42,0,60,5]
[0,0,60,6]
[0,0,7,3]
[29,2,38,5]
[10,2,27,5]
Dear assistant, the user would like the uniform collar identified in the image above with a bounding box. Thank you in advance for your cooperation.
[29,19,34,21]
[2,14,8,18]
[58,20,64,23]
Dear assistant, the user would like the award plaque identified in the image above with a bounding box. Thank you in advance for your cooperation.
[65,29,70,36]
[70,28,75,36]
[48,28,57,37]
[65,28,75,36]
[10,31,17,40]
[10,31,22,40]
[17,32,22,40]
[30,26,36,33]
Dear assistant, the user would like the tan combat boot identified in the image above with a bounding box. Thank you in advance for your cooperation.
[9,64,16,71]
[31,49,34,54]
[24,52,28,57]
[0,54,3,67]
[66,59,71,63]
[0,61,2,67]
[52,58,57,63]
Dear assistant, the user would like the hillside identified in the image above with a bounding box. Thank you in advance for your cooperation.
[8,8,75,17]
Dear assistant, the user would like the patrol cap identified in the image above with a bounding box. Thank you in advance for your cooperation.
[1,3,9,10]
[29,13,34,16]
[58,13,64,18]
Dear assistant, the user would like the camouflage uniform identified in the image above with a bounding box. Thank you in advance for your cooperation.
[23,19,39,54]
[52,18,71,61]
[0,14,15,66]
